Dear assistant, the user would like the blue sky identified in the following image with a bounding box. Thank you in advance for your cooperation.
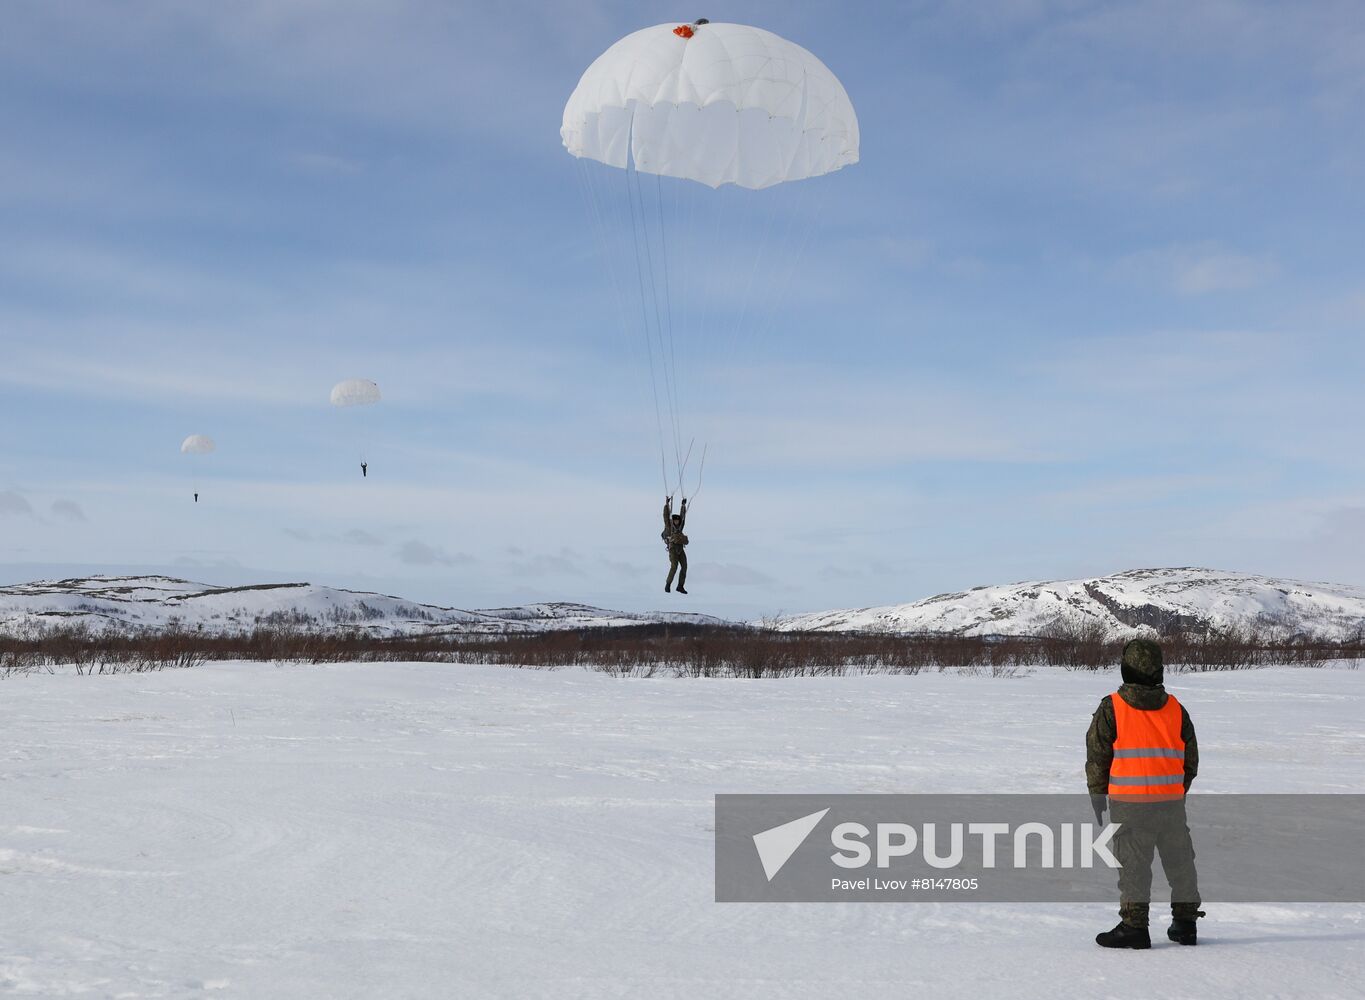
[2,0,1363,619]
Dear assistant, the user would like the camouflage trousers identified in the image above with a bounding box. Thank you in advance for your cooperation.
[1112,799,1202,927]
[666,549,687,589]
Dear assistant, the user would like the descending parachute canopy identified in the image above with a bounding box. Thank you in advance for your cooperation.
[564,21,858,500]
[180,434,216,455]
[561,21,859,189]
[330,379,381,408]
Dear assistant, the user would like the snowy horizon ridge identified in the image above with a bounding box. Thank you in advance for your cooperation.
[0,574,728,636]
[1,567,1363,640]
[771,567,1365,640]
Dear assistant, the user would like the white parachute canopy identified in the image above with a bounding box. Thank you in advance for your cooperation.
[562,21,859,189]
[180,434,216,455]
[330,379,381,408]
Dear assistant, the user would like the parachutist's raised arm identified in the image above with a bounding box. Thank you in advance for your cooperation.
[663,497,673,531]
[678,497,687,530]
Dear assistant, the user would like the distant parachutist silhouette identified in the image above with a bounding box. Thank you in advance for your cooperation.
[361,462,368,478]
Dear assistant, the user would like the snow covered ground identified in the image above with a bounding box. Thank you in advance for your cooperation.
[2,662,1362,998]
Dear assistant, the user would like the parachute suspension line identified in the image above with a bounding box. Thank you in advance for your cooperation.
[746,179,829,357]
[676,181,700,396]
[577,158,667,495]
[576,158,632,357]
[673,175,694,417]
[675,437,695,501]
[693,180,728,397]
[656,171,684,471]
[636,165,680,482]
[716,184,783,375]
[631,162,683,479]
[622,160,671,493]
[687,443,709,506]
[746,180,809,343]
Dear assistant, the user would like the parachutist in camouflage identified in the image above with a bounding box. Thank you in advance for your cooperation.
[662,496,688,594]
[1089,638,1204,949]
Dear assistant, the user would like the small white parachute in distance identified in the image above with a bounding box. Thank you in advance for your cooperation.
[330,378,381,408]
[561,20,859,189]
[180,434,216,455]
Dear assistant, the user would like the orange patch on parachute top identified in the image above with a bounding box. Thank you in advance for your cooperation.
[673,24,694,39]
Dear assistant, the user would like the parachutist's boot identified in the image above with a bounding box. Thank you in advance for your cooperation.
[665,584,671,593]
[677,585,688,594]
[1167,911,1204,946]
[1096,921,1151,950]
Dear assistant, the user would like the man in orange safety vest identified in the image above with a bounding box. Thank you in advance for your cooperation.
[1087,638,1204,949]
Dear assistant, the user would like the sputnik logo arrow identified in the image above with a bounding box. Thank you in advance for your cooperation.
[752,808,830,882]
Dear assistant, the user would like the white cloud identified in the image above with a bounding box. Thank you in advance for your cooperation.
[343,529,384,547]
[283,151,364,176]
[50,499,87,522]
[508,550,585,578]
[0,492,33,516]
[703,563,779,588]
[396,540,475,568]
[1115,243,1278,295]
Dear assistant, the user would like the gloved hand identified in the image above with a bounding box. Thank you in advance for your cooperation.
[1090,794,1108,826]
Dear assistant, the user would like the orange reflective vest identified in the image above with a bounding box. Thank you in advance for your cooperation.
[1108,692,1186,801]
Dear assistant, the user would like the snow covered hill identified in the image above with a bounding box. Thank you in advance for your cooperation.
[771,568,1365,640]
[4,567,1364,640]
[0,576,727,636]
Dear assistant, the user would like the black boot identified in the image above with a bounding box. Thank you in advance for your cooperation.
[677,585,688,594]
[1167,911,1205,946]
[1096,921,1151,950]
[665,584,671,593]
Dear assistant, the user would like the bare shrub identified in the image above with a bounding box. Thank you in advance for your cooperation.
[2,617,1362,678]
[1038,616,1119,670]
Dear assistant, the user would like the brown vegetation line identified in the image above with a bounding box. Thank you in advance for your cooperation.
[2,620,1362,677]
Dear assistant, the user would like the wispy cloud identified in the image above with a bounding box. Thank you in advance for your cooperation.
[50,499,86,522]
[0,492,33,517]
[703,563,779,588]
[283,151,364,176]
[509,549,586,578]
[396,540,475,568]
[344,529,384,547]
[600,557,649,580]
[1114,243,1279,295]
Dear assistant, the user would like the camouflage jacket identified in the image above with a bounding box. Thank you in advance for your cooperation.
[1086,683,1198,796]
[662,500,688,549]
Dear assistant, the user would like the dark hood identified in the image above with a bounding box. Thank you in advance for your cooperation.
[1117,682,1169,710]
[1120,638,1164,686]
